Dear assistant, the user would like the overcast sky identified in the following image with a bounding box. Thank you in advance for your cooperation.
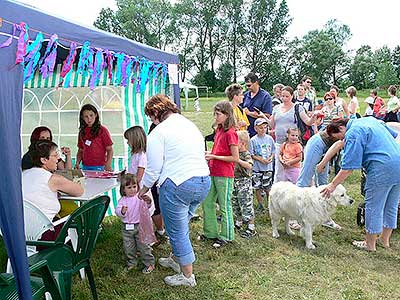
[18,0,400,51]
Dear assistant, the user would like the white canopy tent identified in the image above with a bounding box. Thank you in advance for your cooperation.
[180,81,199,110]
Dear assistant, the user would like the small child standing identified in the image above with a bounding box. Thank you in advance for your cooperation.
[75,104,114,171]
[124,125,165,241]
[232,131,256,238]
[279,128,303,183]
[115,173,155,274]
[249,118,275,212]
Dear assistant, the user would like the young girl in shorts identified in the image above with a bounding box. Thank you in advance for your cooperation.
[116,173,155,273]
[201,100,239,248]
[75,104,114,171]
[279,128,303,183]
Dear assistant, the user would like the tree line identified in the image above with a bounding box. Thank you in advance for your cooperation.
[94,0,400,92]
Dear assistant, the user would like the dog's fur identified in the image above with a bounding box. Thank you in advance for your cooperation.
[269,181,353,249]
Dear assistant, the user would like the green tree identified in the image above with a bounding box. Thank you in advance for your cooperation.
[349,45,376,89]
[392,45,400,80]
[192,69,218,91]
[93,8,123,35]
[373,46,398,87]
[216,62,234,91]
[375,62,398,88]
[223,0,245,82]
[242,0,292,89]
[94,0,179,50]
[288,19,351,90]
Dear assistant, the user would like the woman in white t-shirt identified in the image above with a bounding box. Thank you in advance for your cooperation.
[22,140,83,242]
[330,85,349,117]
[264,86,318,182]
[138,94,210,287]
[346,86,360,118]
[386,85,400,122]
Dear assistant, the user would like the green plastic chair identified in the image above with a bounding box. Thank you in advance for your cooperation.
[0,260,62,300]
[27,196,110,300]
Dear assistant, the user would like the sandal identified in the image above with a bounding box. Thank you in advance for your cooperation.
[352,240,376,252]
[142,265,155,274]
[377,239,390,249]
[322,220,342,230]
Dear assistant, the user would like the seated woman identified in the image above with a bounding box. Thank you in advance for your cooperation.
[22,126,72,171]
[22,140,84,244]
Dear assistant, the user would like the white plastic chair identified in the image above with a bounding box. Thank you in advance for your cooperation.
[6,200,69,273]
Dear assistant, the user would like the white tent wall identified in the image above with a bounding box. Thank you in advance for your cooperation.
[22,64,166,216]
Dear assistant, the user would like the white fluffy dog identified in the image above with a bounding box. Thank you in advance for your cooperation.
[269,181,353,249]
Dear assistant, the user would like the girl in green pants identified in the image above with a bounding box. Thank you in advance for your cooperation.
[202,100,239,248]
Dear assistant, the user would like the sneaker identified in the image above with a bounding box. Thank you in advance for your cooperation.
[234,223,242,231]
[142,265,155,274]
[197,234,217,242]
[190,213,201,221]
[322,220,342,230]
[158,256,181,273]
[212,239,228,249]
[240,228,257,238]
[164,273,196,287]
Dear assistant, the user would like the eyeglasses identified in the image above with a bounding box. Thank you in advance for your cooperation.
[306,81,312,84]
[325,98,333,101]
[49,150,61,158]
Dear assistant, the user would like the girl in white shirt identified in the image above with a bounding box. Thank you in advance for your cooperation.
[346,86,360,118]
[124,126,148,185]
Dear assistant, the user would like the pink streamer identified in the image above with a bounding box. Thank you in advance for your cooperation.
[0,24,16,48]
[60,42,77,78]
[15,22,29,64]
[105,50,114,80]
[39,34,58,78]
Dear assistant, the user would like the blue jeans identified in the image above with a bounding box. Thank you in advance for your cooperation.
[159,176,211,266]
[365,183,400,234]
[297,134,329,187]
[82,165,104,171]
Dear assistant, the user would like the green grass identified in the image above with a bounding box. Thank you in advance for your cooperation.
[3,91,400,299]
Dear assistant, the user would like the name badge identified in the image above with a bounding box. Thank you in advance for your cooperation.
[85,140,92,146]
[125,224,135,231]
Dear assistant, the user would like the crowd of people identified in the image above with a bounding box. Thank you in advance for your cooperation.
[20,73,400,288]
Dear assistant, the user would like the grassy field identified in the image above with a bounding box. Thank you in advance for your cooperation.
[3,91,400,299]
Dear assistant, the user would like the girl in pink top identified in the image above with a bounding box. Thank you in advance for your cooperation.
[115,173,155,273]
[279,128,303,183]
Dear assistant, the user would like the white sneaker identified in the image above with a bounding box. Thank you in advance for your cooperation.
[158,256,181,273]
[164,273,196,287]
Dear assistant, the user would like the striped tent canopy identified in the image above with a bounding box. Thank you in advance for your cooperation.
[0,1,180,298]
[22,64,167,216]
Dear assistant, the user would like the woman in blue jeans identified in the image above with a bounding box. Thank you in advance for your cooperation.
[322,118,400,251]
[297,129,343,229]
[138,94,210,287]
